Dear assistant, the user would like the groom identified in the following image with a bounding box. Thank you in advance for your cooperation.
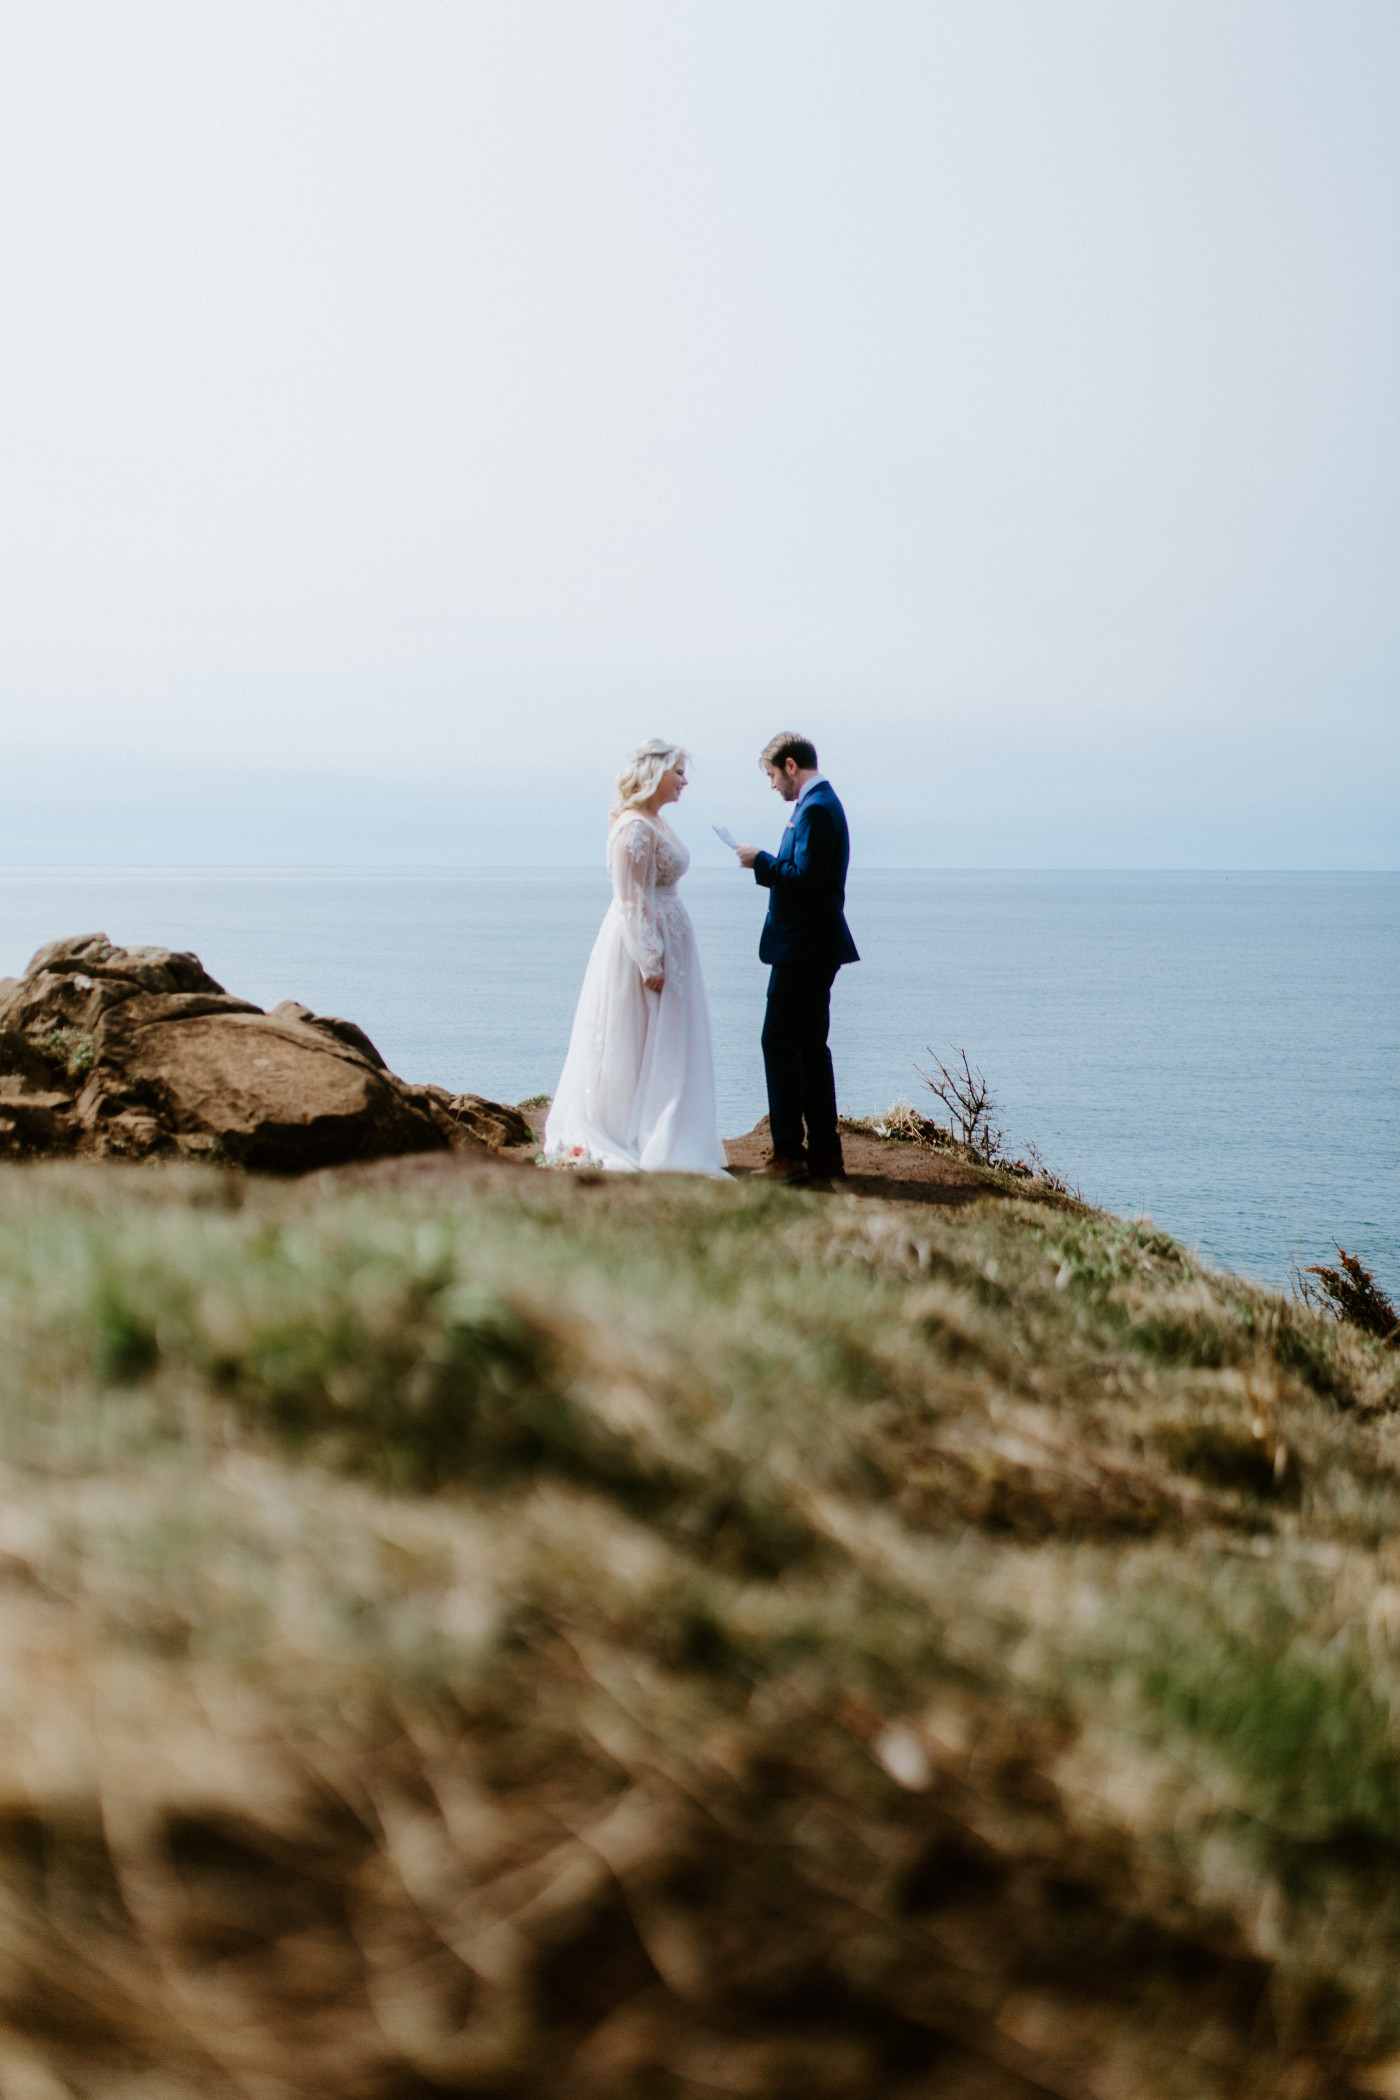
[736,733,859,1183]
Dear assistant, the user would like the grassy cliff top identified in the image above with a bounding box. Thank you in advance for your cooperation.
[0,1149,1396,2097]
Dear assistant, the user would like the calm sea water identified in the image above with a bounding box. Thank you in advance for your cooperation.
[0,869,1394,1297]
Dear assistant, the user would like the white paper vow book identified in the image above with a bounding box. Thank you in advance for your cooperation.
[712,826,739,851]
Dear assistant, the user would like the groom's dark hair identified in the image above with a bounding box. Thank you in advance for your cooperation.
[760,732,818,772]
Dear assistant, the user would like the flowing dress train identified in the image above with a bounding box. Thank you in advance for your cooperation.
[544,813,728,1174]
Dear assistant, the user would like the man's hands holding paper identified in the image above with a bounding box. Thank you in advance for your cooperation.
[713,824,759,869]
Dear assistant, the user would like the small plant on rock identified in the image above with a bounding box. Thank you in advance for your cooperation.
[42,1025,94,1080]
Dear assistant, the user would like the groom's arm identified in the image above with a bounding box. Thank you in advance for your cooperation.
[751,803,840,894]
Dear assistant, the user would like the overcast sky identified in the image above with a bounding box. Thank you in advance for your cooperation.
[0,1,1396,865]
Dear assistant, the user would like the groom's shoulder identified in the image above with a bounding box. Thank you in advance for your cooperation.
[804,780,846,821]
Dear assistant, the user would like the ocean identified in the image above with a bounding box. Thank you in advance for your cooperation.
[0,868,1394,1297]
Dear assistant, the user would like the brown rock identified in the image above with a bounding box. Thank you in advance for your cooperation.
[269,1000,389,1069]
[0,933,526,1173]
[0,1075,75,1153]
[443,1092,537,1150]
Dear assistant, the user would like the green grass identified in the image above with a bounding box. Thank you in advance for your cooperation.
[0,1157,1395,2095]
[40,1019,94,1076]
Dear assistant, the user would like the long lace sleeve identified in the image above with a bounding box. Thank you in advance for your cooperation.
[609,818,664,978]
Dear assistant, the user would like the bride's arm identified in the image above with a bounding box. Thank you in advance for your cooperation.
[610,819,665,989]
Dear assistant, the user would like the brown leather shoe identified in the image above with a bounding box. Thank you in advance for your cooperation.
[808,1153,846,1181]
[750,1152,809,1183]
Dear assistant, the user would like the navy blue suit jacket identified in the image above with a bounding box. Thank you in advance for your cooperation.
[753,781,860,970]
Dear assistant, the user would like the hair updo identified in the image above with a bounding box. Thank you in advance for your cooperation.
[610,739,687,822]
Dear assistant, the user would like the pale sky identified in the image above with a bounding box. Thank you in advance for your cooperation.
[0,1,1395,865]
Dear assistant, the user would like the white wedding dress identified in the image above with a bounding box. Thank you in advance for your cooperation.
[545,813,728,1175]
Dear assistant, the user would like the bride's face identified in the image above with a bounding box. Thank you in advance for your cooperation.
[655,764,687,806]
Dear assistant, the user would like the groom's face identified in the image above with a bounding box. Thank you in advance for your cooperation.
[765,761,801,803]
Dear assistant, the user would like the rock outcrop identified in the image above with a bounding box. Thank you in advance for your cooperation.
[0,934,535,1171]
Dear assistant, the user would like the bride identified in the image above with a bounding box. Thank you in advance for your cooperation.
[545,740,728,1175]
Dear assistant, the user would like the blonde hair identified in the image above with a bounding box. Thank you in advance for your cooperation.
[610,739,687,822]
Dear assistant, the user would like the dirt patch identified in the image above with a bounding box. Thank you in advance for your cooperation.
[314,1140,542,1194]
[724,1115,1018,1206]
[327,1110,1039,1209]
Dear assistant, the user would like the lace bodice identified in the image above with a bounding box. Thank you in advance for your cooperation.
[608,814,691,978]
[652,827,689,888]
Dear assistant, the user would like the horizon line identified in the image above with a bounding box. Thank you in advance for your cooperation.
[0,864,1394,879]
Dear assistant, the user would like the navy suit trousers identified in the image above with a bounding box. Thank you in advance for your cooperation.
[762,961,841,1162]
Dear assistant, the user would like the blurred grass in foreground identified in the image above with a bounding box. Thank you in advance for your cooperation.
[0,1159,1395,2096]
